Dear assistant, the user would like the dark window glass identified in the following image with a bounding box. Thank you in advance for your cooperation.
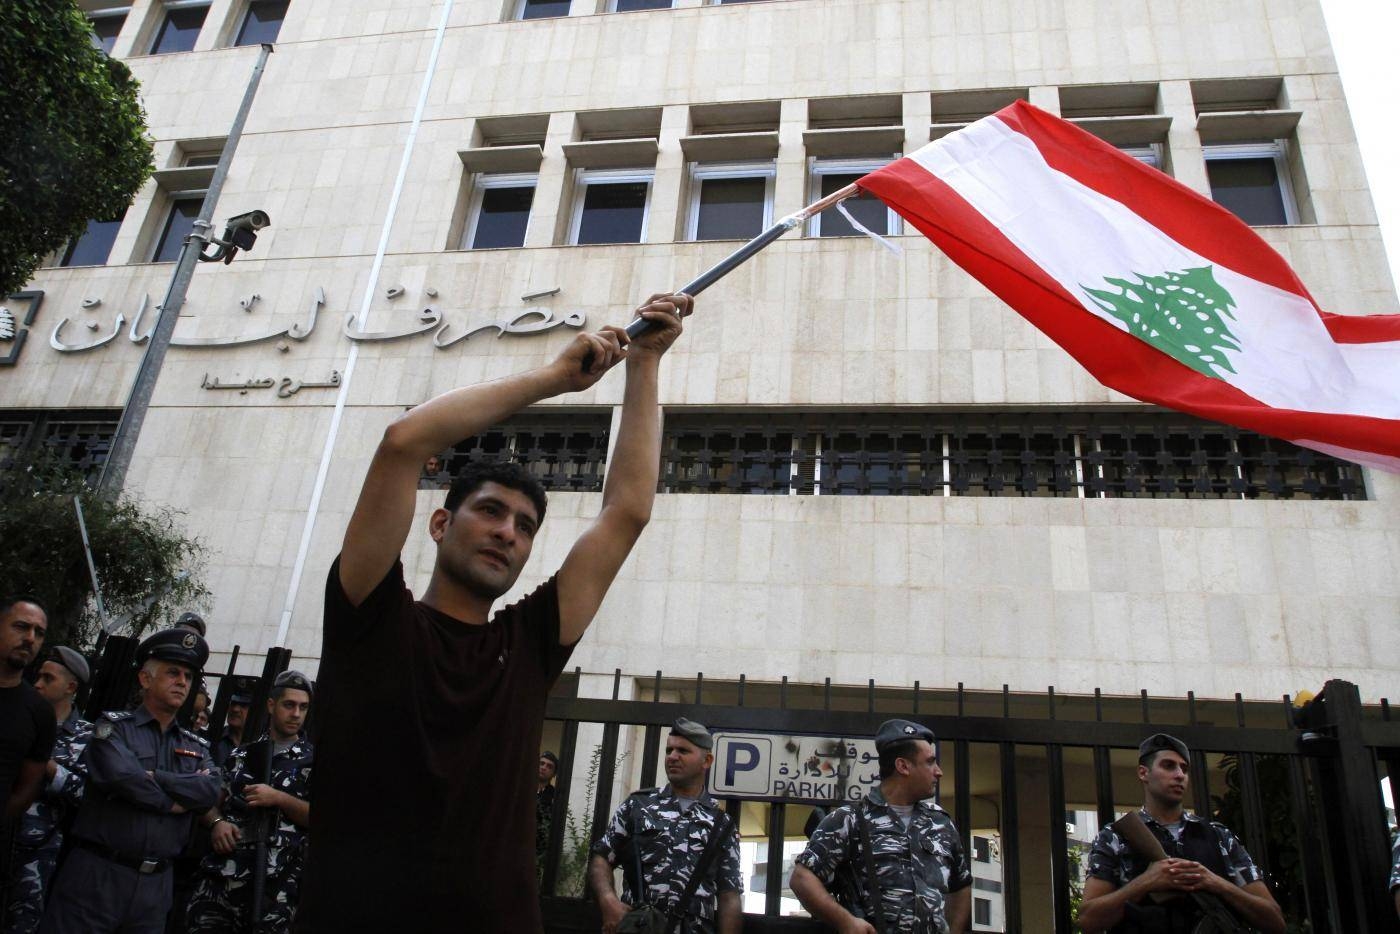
[471,185,534,249]
[817,171,889,237]
[974,898,991,926]
[695,176,766,241]
[1207,156,1288,225]
[153,197,203,262]
[60,214,125,267]
[576,181,647,245]
[235,0,288,45]
[150,5,208,54]
[614,0,672,9]
[518,0,571,19]
[184,154,221,167]
[90,14,126,53]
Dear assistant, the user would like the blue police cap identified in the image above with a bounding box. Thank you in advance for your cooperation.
[875,719,935,752]
[272,669,313,698]
[136,627,209,671]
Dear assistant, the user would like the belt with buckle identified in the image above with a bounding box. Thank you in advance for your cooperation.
[74,838,171,874]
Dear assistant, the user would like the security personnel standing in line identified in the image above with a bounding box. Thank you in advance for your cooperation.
[791,720,972,934]
[39,628,221,934]
[589,719,743,934]
[211,689,252,769]
[4,647,93,934]
[186,670,315,934]
[1077,733,1285,934]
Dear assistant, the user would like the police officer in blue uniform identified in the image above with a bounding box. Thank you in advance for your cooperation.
[39,627,221,934]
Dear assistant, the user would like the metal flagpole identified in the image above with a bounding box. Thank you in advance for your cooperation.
[99,43,275,495]
[74,495,114,653]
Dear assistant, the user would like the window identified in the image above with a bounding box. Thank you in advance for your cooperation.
[687,162,774,241]
[808,158,898,237]
[152,196,203,262]
[234,0,288,45]
[972,835,991,863]
[658,411,1365,500]
[0,410,120,490]
[515,0,570,19]
[149,1,209,54]
[60,213,126,267]
[974,898,991,927]
[570,169,651,245]
[463,174,536,249]
[442,413,611,492]
[1205,143,1297,225]
[610,0,671,8]
[1120,145,1162,170]
[89,11,127,53]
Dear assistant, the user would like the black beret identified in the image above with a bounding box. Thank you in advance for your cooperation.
[136,628,209,671]
[670,717,713,750]
[540,750,559,767]
[272,670,313,697]
[1139,732,1189,763]
[174,611,207,638]
[51,646,90,685]
[875,719,934,752]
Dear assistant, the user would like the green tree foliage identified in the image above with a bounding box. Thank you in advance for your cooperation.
[0,1,154,293]
[0,464,208,649]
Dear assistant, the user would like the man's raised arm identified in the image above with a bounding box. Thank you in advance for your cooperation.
[556,294,690,644]
[338,321,636,607]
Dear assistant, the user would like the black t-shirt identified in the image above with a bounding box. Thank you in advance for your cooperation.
[0,680,56,799]
[295,558,573,933]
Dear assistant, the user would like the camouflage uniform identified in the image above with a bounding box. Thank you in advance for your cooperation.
[796,788,972,934]
[1086,808,1263,889]
[591,786,743,934]
[1389,832,1399,893]
[186,734,314,934]
[3,711,92,934]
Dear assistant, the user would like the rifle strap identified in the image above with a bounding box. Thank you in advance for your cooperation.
[628,803,649,906]
[665,808,734,934]
[856,802,889,934]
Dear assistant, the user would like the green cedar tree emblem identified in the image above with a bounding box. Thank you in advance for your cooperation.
[1082,266,1241,377]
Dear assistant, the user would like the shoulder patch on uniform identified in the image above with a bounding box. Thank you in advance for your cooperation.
[102,710,133,721]
[179,728,210,746]
[629,787,659,797]
[93,720,116,740]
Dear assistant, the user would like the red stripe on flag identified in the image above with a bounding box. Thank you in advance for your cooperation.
[858,157,1400,460]
[1318,310,1400,344]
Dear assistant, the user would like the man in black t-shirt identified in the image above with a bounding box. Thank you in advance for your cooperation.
[0,596,54,822]
[295,294,690,932]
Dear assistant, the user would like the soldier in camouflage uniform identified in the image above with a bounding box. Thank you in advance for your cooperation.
[792,720,971,934]
[590,718,743,934]
[4,648,92,934]
[1388,832,1399,918]
[1078,733,1285,934]
[186,671,314,934]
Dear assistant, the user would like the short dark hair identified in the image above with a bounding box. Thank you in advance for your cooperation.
[1139,749,1189,770]
[0,595,49,618]
[443,461,547,526]
[878,739,923,780]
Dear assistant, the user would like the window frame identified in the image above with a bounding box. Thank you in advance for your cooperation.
[1119,144,1163,170]
[607,0,674,10]
[685,160,776,242]
[806,156,901,238]
[150,190,206,262]
[58,213,127,268]
[567,167,654,246]
[1202,140,1299,226]
[513,0,572,20]
[462,171,538,250]
[88,7,130,53]
[233,0,289,47]
[148,0,211,55]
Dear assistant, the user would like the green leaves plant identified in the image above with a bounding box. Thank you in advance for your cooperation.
[1083,266,1241,378]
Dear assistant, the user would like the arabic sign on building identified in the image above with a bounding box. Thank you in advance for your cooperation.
[707,732,883,804]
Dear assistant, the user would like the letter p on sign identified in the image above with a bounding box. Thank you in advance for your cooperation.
[710,735,771,795]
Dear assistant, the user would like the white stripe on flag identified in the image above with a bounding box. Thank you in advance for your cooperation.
[907,118,1400,421]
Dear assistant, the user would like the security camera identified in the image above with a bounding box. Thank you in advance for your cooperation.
[225,210,270,232]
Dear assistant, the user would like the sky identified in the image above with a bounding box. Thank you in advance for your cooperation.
[1318,0,1400,298]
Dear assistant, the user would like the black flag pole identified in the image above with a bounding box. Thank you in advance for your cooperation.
[579,183,860,370]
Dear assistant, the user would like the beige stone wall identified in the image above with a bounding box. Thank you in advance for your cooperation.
[5,0,1397,702]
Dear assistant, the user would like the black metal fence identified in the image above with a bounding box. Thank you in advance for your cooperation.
[537,672,1400,934]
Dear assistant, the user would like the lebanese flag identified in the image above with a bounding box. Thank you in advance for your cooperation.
[857,100,1400,473]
